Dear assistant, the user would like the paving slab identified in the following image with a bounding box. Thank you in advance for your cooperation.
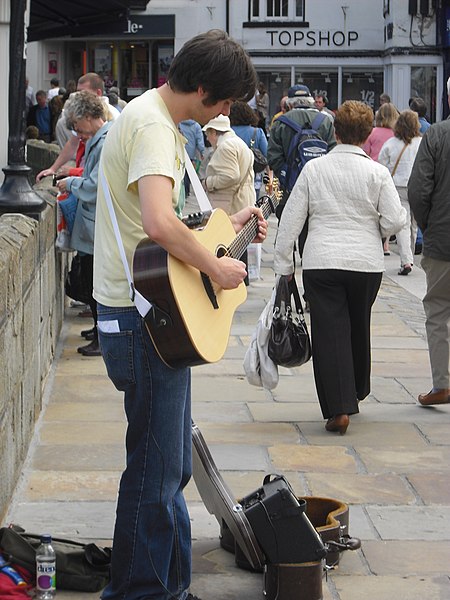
[300,421,427,448]
[357,446,450,474]
[333,575,450,600]
[23,471,121,502]
[366,505,450,540]
[269,444,359,473]
[30,443,125,471]
[362,540,450,575]
[7,501,116,539]
[194,421,300,444]
[305,473,416,505]
[407,472,450,504]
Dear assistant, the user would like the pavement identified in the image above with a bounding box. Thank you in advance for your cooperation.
[3,209,450,600]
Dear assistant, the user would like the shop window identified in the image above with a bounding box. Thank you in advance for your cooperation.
[121,42,149,100]
[88,44,117,89]
[250,0,305,20]
[342,72,384,110]
[294,71,339,111]
[410,66,436,123]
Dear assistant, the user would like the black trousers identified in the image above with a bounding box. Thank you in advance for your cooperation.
[303,269,382,419]
[78,254,98,337]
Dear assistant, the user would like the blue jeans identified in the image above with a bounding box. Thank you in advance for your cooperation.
[97,304,192,600]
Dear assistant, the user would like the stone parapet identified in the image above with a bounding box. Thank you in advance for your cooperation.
[26,140,60,182]
[0,187,67,520]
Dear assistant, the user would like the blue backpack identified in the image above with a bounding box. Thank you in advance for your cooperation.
[277,112,328,193]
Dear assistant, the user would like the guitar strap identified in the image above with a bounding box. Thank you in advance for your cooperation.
[183,149,213,212]
[99,165,152,318]
[99,150,212,318]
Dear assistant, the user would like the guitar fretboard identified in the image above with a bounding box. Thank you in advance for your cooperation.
[226,193,277,260]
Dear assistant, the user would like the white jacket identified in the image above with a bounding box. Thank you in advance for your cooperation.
[274,144,407,274]
[378,135,422,187]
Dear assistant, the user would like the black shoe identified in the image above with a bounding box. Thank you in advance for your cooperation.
[81,327,95,340]
[398,264,412,276]
[414,243,422,255]
[77,339,101,356]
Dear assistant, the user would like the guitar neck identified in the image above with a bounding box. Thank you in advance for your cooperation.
[227,193,277,260]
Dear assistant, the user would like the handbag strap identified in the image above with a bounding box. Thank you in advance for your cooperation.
[391,143,408,177]
[184,149,212,212]
[99,165,152,318]
[274,275,305,316]
[250,127,257,149]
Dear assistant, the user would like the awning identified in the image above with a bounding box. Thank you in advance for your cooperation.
[28,0,150,42]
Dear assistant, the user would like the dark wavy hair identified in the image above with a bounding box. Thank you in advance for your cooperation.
[334,101,374,145]
[229,101,259,126]
[168,30,257,106]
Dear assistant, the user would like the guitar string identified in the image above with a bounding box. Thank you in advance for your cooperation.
[226,195,276,259]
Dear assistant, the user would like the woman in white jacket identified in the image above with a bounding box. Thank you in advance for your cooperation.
[378,110,422,275]
[274,101,406,435]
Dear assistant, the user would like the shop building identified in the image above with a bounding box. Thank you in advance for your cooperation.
[23,0,450,123]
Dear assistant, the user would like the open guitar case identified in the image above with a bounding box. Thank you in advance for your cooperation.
[192,422,361,600]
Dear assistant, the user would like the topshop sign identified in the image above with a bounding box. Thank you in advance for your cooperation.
[266,29,359,47]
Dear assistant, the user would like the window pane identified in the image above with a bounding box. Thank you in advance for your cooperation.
[342,72,384,110]
[296,0,304,17]
[411,66,436,123]
[267,0,289,18]
[252,0,260,17]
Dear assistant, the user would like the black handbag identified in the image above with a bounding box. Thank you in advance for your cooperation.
[65,254,91,304]
[268,275,311,368]
[250,129,268,173]
[0,525,111,592]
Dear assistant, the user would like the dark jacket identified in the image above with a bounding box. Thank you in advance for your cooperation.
[26,103,54,137]
[267,107,337,178]
[408,117,450,262]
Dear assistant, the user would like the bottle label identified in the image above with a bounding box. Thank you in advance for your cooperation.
[36,562,56,591]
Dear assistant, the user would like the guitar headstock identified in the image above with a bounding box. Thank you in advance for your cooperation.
[257,176,281,216]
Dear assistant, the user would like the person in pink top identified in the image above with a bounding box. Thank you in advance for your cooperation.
[363,102,399,255]
[363,102,399,160]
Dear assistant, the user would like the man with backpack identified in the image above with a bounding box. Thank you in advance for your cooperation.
[268,84,336,223]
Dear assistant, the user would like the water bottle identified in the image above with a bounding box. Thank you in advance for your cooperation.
[35,534,56,599]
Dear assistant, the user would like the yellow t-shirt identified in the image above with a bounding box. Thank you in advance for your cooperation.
[93,88,186,307]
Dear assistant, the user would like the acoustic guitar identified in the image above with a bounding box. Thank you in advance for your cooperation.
[132,182,280,369]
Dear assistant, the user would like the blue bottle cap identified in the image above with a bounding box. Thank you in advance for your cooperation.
[40,534,52,543]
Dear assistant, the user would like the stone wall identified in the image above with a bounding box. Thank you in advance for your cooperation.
[0,182,67,521]
[26,140,60,183]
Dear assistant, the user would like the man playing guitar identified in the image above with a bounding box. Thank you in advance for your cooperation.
[93,30,267,600]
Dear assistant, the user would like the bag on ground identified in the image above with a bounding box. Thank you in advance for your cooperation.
[0,525,111,592]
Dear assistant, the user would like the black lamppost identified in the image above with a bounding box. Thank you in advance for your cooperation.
[0,0,47,219]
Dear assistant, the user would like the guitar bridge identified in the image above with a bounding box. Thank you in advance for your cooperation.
[201,272,219,309]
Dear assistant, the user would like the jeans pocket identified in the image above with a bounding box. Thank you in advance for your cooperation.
[99,330,135,391]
